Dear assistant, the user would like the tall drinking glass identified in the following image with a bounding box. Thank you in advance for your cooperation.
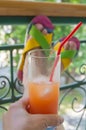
[27,49,61,130]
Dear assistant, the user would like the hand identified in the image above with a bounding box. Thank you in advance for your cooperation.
[3,98,64,130]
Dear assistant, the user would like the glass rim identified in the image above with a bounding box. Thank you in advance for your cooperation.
[28,48,60,58]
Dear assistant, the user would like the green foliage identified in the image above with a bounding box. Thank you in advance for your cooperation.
[53,24,72,40]
[0,25,27,45]
[62,0,86,4]
[10,25,27,44]
[30,0,86,3]
[69,42,86,73]
[34,0,56,2]
[62,0,80,3]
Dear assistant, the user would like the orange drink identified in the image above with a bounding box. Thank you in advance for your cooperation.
[26,49,60,119]
[26,49,61,130]
[29,81,60,114]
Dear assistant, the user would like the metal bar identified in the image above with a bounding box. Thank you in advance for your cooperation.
[0,96,22,104]
[0,44,24,50]
[60,81,86,90]
[10,50,15,101]
[0,16,86,25]
[0,40,86,50]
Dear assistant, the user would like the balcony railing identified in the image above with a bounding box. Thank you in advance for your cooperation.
[0,42,86,130]
[0,1,86,130]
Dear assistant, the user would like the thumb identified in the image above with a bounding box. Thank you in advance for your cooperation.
[17,97,30,108]
[39,115,64,127]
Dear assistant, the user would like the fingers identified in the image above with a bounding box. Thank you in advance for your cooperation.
[45,115,64,127]
[36,114,64,128]
[14,97,29,109]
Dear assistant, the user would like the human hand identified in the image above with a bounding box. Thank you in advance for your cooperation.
[3,98,64,130]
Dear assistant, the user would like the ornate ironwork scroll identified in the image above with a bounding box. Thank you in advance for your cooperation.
[59,64,86,130]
